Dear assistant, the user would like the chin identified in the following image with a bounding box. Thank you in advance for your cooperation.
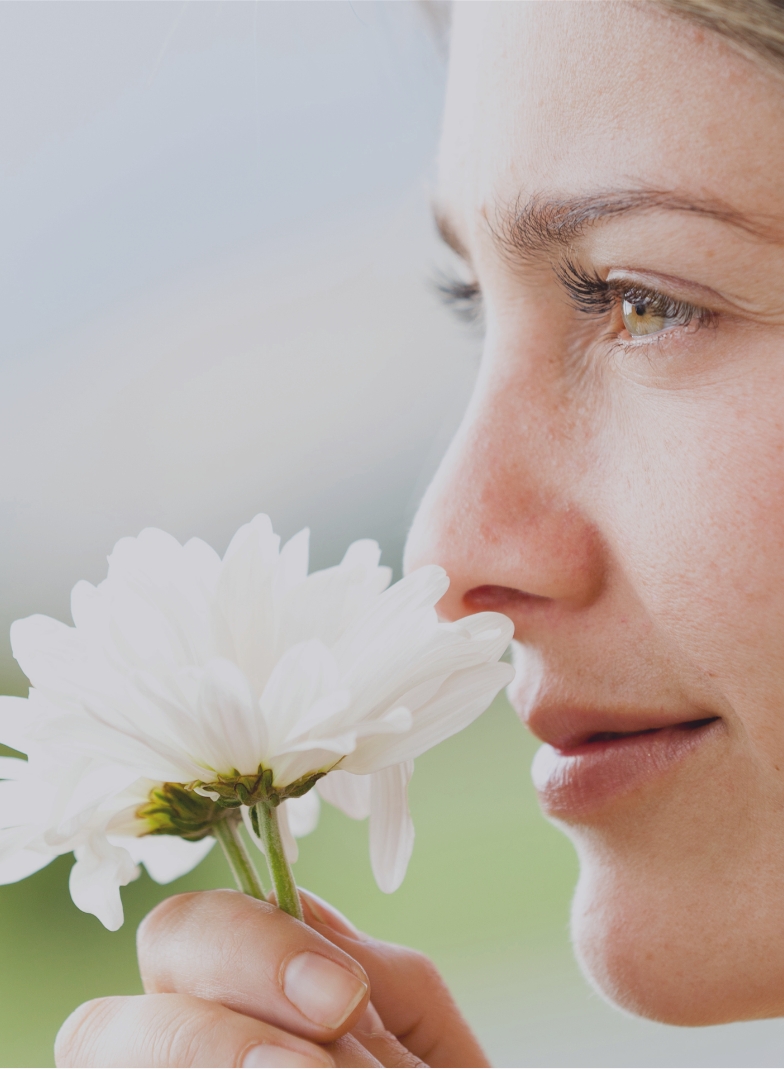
[567,847,784,1028]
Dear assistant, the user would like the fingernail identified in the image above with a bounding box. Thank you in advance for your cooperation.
[283,951,367,1029]
[242,1044,332,1068]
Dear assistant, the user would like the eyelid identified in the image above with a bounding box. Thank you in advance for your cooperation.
[605,269,729,314]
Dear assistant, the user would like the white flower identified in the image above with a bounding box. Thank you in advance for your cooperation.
[0,743,214,930]
[3,514,514,910]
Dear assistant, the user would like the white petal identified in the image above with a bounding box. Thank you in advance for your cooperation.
[317,769,371,820]
[340,539,382,572]
[281,689,352,745]
[444,612,514,661]
[285,790,321,838]
[340,541,392,593]
[260,640,342,752]
[100,528,216,671]
[10,614,88,698]
[369,762,414,893]
[119,834,215,884]
[57,762,142,829]
[276,733,357,757]
[0,756,28,780]
[332,566,449,673]
[342,662,514,775]
[0,696,43,754]
[194,659,263,774]
[222,514,280,568]
[69,834,140,931]
[195,785,221,801]
[276,800,299,863]
[276,528,310,595]
[182,537,223,593]
[508,641,545,718]
[0,777,49,833]
[215,514,279,694]
[0,848,53,884]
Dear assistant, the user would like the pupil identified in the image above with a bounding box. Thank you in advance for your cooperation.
[634,302,647,317]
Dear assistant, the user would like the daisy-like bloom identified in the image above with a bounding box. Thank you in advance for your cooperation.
[2,515,513,923]
[0,746,215,930]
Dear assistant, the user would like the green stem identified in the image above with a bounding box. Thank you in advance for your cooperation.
[213,815,266,899]
[255,801,303,921]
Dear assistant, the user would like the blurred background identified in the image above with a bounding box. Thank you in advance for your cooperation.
[2,3,784,1066]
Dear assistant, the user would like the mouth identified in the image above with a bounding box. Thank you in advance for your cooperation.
[530,713,723,818]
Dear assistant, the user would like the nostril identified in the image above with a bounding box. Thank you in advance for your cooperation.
[464,584,550,612]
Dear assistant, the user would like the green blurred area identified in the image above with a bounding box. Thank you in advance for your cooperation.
[0,694,578,1068]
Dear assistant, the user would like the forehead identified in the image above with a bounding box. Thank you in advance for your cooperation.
[438,2,784,242]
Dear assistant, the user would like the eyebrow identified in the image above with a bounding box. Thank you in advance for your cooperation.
[434,188,780,266]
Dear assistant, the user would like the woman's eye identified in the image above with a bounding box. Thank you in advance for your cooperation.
[620,290,696,338]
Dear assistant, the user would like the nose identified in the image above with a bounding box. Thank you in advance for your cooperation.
[403,353,606,633]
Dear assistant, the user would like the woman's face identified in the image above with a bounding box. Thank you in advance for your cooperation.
[405,1,784,1026]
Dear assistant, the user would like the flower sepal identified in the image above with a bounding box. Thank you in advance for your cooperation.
[190,766,327,812]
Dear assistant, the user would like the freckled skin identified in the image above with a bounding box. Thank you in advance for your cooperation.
[405,2,784,1025]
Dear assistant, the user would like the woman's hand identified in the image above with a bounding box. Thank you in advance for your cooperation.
[54,889,490,1068]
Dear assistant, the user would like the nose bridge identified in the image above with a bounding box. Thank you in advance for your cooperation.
[404,350,606,619]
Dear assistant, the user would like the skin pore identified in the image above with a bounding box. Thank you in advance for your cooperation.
[54,3,784,1065]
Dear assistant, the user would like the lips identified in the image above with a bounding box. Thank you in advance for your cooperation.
[529,710,723,818]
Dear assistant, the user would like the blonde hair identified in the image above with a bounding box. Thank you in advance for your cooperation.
[657,0,784,71]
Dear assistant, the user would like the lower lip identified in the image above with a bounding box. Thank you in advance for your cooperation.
[532,718,722,818]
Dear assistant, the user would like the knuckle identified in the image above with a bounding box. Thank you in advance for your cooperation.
[54,996,124,1068]
[147,1000,216,1067]
[398,946,443,989]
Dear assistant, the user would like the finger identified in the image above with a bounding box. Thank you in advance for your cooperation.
[351,1005,427,1068]
[325,1034,384,1068]
[299,890,488,1068]
[137,891,369,1045]
[55,993,334,1068]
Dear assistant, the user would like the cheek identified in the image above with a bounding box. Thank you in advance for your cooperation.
[598,377,784,734]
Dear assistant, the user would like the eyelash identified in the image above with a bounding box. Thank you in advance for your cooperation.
[434,273,483,324]
[436,261,715,340]
[557,259,714,338]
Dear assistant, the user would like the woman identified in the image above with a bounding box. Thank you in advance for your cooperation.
[55,2,784,1065]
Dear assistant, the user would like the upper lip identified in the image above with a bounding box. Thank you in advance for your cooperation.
[526,705,720,752]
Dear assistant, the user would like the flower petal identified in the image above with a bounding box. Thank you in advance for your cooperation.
[317,769,371,820]
[285,790,321,838]
[276,528,310,597]
[194,659,264,775]
[0,847,53,884]
[0,696,44,755]
[341,662,514,774]
[369,762,414,893]
[0,756,28,781]
[215,514,280,695]
[119,834,215,885]
[69,834,140,930]
[260,640,342,753]
[276,799,299,863]
[10,614,89,698]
